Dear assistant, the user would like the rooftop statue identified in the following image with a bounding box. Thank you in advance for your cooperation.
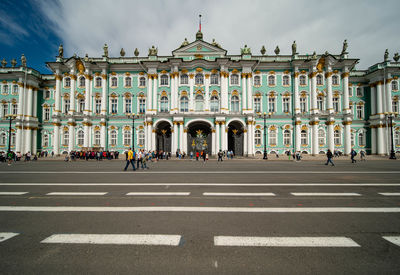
[134,48,139,57]
[149,45,158,56]
[84,53,89,62]
[212,39,221,48]
[58,44,63,58]
[274,46,280,55]
[11,58,17,67]
[181,38,189,47]
[291,41,297,55]
[103,43,108,57]
[384,49,389,61]
[312,51,317,59]
[394,53,400,62]
[120,48,126,57]
[241,45,251,55]
[21,54,26,67]
[341,39,348,54]
[260,45,266,55]
[1,58,7,68]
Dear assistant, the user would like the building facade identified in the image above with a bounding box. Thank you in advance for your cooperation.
[0,31,400,156]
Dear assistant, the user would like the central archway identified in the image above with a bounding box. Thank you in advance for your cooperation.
[187,121,212,155]
[155,121,171,153]
[228,120,244,156]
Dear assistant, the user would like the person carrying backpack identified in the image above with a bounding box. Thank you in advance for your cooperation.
[350,148,357,163]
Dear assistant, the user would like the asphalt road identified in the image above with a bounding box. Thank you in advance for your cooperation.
[0,159,399,274]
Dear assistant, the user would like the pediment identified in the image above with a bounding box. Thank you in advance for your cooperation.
[172,40,227,58]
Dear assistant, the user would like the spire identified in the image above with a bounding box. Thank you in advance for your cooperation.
[196,14,203,40]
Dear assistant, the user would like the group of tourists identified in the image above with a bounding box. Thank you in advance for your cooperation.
[124,148,152,171]
[0,151,40,165]
[65,150,120,161]
[325,148,366,166]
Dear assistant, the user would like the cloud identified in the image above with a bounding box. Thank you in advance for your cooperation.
[0,9,29,45]
[36,0,400,69]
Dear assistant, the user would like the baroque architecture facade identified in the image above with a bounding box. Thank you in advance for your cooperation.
[1,30,400,156]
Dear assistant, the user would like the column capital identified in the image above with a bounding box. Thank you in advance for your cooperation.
[325,72,333,78]
[341,72,350,78]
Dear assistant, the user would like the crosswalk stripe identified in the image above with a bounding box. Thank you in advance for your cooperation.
[291,193,361,196]
[0,206,399,213]
[203,192,276,196]
[379,193,400,196]
[382,236,400,247]
[46,192,108,196]
[214,236,360,247]
[0,232,19,242]
[1,171,400,174]
[1,183,400,186]
[126,192,190,196]
[41,234,182,246]
[0,192,28,195]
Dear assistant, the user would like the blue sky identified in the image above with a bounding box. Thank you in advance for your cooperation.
[1,0,399,74]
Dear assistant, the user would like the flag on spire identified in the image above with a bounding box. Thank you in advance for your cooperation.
[199,14,202,32]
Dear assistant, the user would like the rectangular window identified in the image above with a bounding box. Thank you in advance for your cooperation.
[356,87,363,97]
[301,131,308,145]
[349,104,354,117]
[254,97,261,113]
[95,99,101,114]
[268,97,275,113]
[111,99,118,113]
[3,104,9,117]
[333,97,340,113]
[64,100,70,114]
[348,87,353,97]
[125,98,132,113]
[12,104,18,115]
[356,105,364,119]
[139,99,146,114]
[210,74,219,85]
[44,108,50,121]
[300,97,307,113]
[393,100,399,114]
[283,97,290,113]
[269,131,277,145]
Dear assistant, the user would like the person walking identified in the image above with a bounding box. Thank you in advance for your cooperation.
[350,148,357,163]
[217,150,223,162]
[325,149,335,166]
[124,148,136,171]
[360,150,366,161]
[196,151,199,161]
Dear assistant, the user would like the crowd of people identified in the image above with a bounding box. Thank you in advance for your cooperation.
[64,150,120,161]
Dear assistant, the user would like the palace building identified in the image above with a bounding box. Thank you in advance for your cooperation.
[0,30,399,156]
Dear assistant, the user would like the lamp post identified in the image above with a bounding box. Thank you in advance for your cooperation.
[388,113,396,159]
[128,113,139,151]
[6,114,16,154]
[261,112,270,160]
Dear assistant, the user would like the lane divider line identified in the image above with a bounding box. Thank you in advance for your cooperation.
[46,192,108,196]
[126,192,190,196]
[41,234,182,246]
[0,232,19,242]
[1,183,400,186]
[379,193,400,196]
[290,193,361,196]
[214,236,360,247]
[382,236,400,247]
[203,193,276,196]
[1,171,400,174]
[0,192,28,195]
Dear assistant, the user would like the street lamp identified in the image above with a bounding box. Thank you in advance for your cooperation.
[260,112,270,160]
[127,113,139,151]
[5,114,16,154]
[388,113,396,159]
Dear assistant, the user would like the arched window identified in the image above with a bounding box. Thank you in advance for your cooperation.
[356,87,363,97]
[94,131,101,146]
[125,97,132,113]
[160,75,169,86]
[231,95,239,113]
[230,74,239,85]
[392,80,398,91]
[269,129,277,145]
[2,85,8,94]
[333,97,340,113]
[78,98,85,113]
[180,74,188,85]
[210,74,219,85]
[283,97,290,113]
[283,130,291,145]
[195,94,204,111]
[0,133,6,146]
[2,103,8,117]
[79,76,85,87]
[65,77,71,88]
[111,77,118,87]
[138,130,145,146]
[139,77,146,87]
[332,75,339,85]
[110,98,118,113]
[395,131,400,146]
[139,98,146,114]
[254,97,261,113]
[318,129,325,145]
[12,104,18,115]
[268,95,276,113]
[300,97,307,113]
[125,77,132,87]
[282,75,290,86]
[77,130,84,145]
[12,85,18,95]
[110,130,117,146]
[255,130,262,146]
[254,75,261,86]
[316,74,323,85]
[180,96,188,112]
[358,132,365,146]
[301,130,308,145]
[63,131,69,146]
[393,99,399,114]
[210,96,219,112]
[334,130,341,145]
[123,130,131,146]
[268,75,275,86]
[64,99,70,114]
[160,96,169,112]
[299,75,306,85]
[44,107,50,121]
[317,96,324,111]
[95,77,102,87]
[195,74,204,85]
[45,90,51,99]
[43,134,49,147]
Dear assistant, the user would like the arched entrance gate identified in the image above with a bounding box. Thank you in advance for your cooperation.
[228,120,244,156]
[155,121,171,152]
[187,121,212,155]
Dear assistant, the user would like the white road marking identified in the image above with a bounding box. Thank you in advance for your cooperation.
[291,193,361,196]
[1,183,400,186]
[379,193,400,196]
[0,206,399,213]
[0,192,28,195]
[46,192,108,196]
[214,236,360,247]
[126,192,190,196]
[0,232,19,242]
[203,192,276,196]
[41,234,182,246]
[382,236,400,247]
[0,171,399,174]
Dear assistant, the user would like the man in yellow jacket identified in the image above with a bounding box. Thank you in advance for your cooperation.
[124,148,136,171]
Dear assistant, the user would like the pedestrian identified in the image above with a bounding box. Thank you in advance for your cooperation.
[190,151,193,160]
[325,149,335,166]
[350,148,357,163]
[124,148,136,171]
[196,151,199,161]
[360,150,366,161]
[218,150,223,162]
[137,150,143,169]
[202,151,206,163]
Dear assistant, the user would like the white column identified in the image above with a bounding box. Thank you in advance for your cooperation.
[68,124,75,152]
[376,82,383,114]
[182,128,187,154]
[189,74,194,112]
[248,121,253,155]
[53,124,60,155]
[377,125,384,155]
[25,128,32,154]
[310,72,317,114]
[55,74,62,114]
[311,123,318,155]
[294,72,300,114]
[370,85,376,115]
[342,72,350,114]
[215,122,220,152]
[32,129,37,154]
[295,122,301,152]
[27,87,33,117]
[101,72,107,115]
[211,128,216,155]
[153,77,158,112]
[179,122,183,151]
[88,126,92,148]
[172,121,178,153]
[221,72,229,114]
[241,73,247,112]
[175,73,179,113]
[221,121,227,151]
[344,122,351,155]
[84,124,89,148]
[386,80,393,113]
[205,75,210,111]
[170,74,175,113]
[327,122,334,153]
[101,123,106,149]
[151,129,156,151]
[326,72,333,114]
[69,75,76,115]
[243,129,248,156]
[84,72,91,116]
[371,127,377,154]
[247,75,253,112]
[147,75,153,112]
[33,89,37,118]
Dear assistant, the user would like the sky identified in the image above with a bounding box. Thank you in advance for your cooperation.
[1,0,399,74]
